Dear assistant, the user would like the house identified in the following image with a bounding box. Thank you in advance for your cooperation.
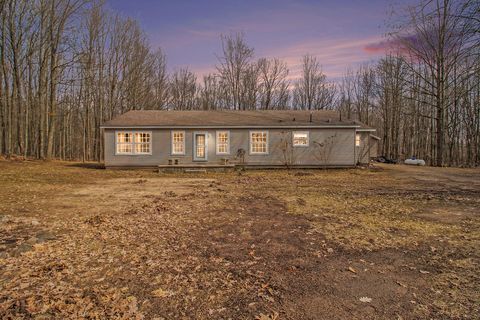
[100,110,379,170]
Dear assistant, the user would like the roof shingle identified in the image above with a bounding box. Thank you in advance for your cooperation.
[101,110,372,129]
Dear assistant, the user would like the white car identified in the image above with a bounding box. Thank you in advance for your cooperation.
[405,158,426,166]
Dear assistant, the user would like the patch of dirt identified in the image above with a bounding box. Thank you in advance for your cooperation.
[184,193,434,319]
[415,205,479,224]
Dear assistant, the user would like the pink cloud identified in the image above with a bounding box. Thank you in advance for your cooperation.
[363,35,422,56]
[174,35,390,83]
[259,36,385,80]
[364,40,392,53]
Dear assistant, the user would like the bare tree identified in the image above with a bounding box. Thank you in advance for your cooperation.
[337,69,355,120]
[239,62,259,110]
[293,54,336,110]
[1,0,478,168]
[353,64,376,125]
[257,57,290,109]
[169,68,197,110]
[199,74,222,110]
[312,134,337,167]
[392,0,478,166]
[216,32,254,110]
[151,48,169,110]
[46,0,88,159]
[375,55,408,161]
[277,131,296,168]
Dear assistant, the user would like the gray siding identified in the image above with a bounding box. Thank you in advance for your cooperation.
[104,128,357,167]
[369,136,379,159]
[355,132,379,164]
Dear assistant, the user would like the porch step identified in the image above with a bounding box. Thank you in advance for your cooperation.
[184,168,207,173]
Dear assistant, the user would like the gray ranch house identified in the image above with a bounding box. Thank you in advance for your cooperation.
[100,110,379,170]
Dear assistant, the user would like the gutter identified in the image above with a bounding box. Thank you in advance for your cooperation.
[100,125,362,129]
[356,128,376,132]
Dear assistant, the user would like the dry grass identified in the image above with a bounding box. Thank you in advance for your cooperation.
[279,171,463,251]
[0,160,479,319]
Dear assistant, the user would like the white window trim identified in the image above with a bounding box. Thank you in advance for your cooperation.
[171,130,186,155]
[355,133,361,147]
[292,131,310,147]
[215,130,230,155]
[115,130,152,156]
[249,130,269,155]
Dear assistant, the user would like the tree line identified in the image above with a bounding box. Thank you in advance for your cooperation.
[0,0,479,166]
[338,0,479,166]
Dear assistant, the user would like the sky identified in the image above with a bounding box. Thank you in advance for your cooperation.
[106,0,409,81]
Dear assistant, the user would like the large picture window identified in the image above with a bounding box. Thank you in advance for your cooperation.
[216,131,230,154]
[250,131,268,154]
[116,131,151,155]
[293,131,309,147]
[171,131,185,155]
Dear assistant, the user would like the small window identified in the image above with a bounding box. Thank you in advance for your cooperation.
[250,131,268,154]
[293,131,309,147]
[171,131,185,155]
[216,131,230,154]
[355,133,361,147]
[116,131,151,155]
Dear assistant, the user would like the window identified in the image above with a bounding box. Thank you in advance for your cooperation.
[171,131,185,155]
[293,131,309,147]
[250,131,268,154]
[116,131,151,155]
[216,131,230,154]
[355,133,361,147]
[135,132,151,154]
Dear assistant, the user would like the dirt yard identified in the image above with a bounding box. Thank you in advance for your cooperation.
[0,160,479,319]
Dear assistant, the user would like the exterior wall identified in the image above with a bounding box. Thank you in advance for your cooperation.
[355,132,380,164]
[356,132,370,164]
[369,136,379,159]
[104,128,357,167]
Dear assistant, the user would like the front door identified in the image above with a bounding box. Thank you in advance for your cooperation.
[193,132,207,161]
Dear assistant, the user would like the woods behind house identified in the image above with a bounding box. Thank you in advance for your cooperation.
[0,0,479,166]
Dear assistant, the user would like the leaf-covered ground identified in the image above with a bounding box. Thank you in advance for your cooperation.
[0,160,479,319]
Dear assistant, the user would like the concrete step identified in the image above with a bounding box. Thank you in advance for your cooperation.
[184,168,207,173]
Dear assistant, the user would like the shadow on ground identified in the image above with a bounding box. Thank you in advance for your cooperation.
[67,162,105,170]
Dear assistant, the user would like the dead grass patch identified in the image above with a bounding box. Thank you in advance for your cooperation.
[0,160,479,319]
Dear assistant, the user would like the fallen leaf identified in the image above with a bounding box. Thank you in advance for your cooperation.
[255,311,279,320]
[151,288,173,298]
[359,296,372,303]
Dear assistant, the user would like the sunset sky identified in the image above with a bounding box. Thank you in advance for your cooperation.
[106,0,412,81]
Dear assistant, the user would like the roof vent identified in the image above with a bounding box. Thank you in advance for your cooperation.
[327,118,331,123]
[309,112,313,122]
[293,117,296,121]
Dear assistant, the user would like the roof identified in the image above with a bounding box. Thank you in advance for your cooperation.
[100,110,374,129]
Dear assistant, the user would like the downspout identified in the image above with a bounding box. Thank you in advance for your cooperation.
[353,129,357,167]
[368,134,371,165]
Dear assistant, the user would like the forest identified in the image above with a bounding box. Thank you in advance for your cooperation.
[0,0,479,166]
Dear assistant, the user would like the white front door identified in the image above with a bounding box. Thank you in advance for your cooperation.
[193,132,207,161]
